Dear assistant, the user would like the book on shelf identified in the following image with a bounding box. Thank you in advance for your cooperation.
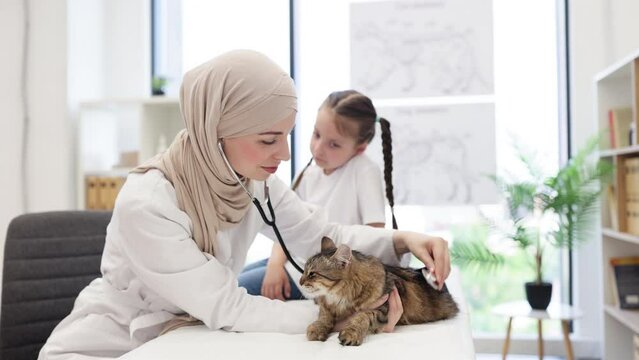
[610,259,621,307]
[625,157,639,235]
[608,107,634,149]
[627,157,639,194]
[610,257,639,309]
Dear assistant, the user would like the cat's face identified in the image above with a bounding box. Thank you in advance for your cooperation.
[299,237,352,298]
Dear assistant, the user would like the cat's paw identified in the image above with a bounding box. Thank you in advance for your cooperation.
[338,328,365,346]
[306,323,329,342]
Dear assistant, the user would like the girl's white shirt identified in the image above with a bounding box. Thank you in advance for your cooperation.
[40,169,399,359]
[285,154,392,285]
[294,154,386,226]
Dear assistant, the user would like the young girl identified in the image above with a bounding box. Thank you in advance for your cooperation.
[238,90,399,300]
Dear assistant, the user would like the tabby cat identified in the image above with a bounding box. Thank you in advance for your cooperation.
[299,237,459,346]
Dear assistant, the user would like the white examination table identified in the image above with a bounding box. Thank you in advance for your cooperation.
[120,269,475,360]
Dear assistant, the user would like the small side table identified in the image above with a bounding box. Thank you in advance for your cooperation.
[492,301,582,360]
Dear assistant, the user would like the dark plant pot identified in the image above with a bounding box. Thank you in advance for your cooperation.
[152,89,165,96]
[525,281,552,310]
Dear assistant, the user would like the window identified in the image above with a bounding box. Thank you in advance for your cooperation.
[294,0,566,337]
[152,0,292,183]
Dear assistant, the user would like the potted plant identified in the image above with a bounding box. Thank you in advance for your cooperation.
[451,135,613,309]
[152,76,168,96]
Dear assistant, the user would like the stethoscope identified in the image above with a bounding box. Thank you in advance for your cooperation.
[217,140,304,273]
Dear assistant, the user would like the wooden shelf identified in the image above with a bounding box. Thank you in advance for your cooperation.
[80,97,179,108]
[599,145,639,158]
[84,168,134,178]
[76,99,182,209]
[594,47,639,82]
[603,228,639,245]
[604,305,639,334]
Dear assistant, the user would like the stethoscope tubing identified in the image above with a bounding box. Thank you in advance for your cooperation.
[252,196,304,273]
[218,139,304,273]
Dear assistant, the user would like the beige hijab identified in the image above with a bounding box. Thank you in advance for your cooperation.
[134,49,296,254]
[132,50,296,331]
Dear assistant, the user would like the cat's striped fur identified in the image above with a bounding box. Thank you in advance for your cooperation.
[299,237,459,346]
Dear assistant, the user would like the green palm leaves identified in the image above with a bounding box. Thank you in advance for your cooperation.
[451,135,613,283]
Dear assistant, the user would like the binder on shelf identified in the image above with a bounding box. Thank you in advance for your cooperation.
[85,176,99,210]
[607,184,619,231]
[97,177,110,210]
[610,257,639,309]
[107,177,126,209]
[629,194,639,236]
[85,175,127,210]
[608,108,634,149]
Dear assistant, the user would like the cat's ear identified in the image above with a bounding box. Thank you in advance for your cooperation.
[332,244,352,269]
[321,236,337,252]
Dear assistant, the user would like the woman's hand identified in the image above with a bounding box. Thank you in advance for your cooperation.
[382,287,403,332]
[393,231,451,289]
[261,265,291,300]
[332,287,403,333]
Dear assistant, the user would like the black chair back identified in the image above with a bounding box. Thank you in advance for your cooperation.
[0,211,110,360]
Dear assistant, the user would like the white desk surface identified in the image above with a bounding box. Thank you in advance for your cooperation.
[492,301,583,320]
[121,270,475,360]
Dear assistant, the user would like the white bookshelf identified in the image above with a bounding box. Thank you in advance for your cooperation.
[597,49,639,360]
[76,97,183,209]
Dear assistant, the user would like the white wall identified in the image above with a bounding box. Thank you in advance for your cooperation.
[68,0,106,105]
[103,0,151,98]
[0,1,26,261]
[0,0,150,288]
[570,0,639,355]
[28,1,71,214]
[68,0,150,102]
[0,0,69,287]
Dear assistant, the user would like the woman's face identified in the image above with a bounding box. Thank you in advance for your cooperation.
[222,112,296,181]
[310,107,366,175]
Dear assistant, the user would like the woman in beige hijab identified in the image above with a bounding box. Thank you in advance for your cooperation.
[39,50,450,360]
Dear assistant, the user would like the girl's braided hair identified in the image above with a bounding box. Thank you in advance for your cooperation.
[292,90,397,229]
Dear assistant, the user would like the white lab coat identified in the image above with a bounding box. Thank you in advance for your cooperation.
[39,169,399,360]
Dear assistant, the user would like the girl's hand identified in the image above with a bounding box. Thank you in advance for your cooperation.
[393,231,451,290]
[261,265,291,300]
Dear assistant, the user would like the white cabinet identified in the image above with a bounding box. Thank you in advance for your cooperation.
[76,97,183,209]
